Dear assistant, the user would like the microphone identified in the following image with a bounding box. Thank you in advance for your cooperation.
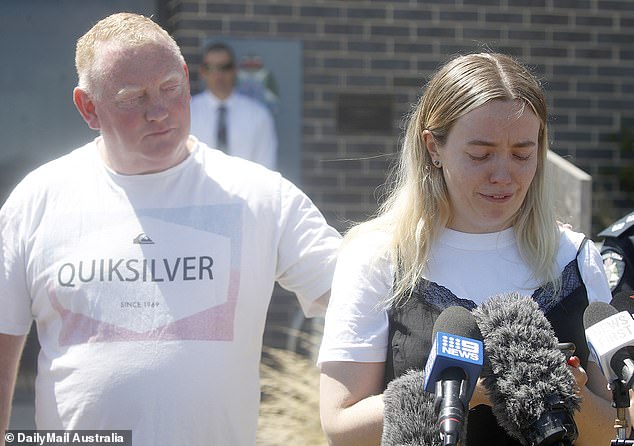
[381,370,439,446]
[583,301,634,441]
[423,306,484,446]
[474,292,580,446]
[583,301,634,388]
[611,290,634,316]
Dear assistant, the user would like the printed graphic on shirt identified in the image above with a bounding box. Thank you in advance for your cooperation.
[47,204,242,345]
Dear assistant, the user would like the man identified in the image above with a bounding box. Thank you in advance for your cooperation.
[0,13,340,446]
[599,210,634,295]
[190,42,278,170]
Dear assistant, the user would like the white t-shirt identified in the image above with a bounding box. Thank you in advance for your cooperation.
[190,90,278,170]
[0,137,340,446]
[318,227,611,365]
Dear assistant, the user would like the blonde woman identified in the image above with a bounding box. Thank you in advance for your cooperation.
[318,53,614,446]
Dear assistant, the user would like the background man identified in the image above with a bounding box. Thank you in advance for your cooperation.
[190,42,278,170]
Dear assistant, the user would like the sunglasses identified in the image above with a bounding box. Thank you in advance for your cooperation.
[203,62,235,73]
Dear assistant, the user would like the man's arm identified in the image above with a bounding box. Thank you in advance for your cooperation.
[304,290,330,318]
[0,333,27,443]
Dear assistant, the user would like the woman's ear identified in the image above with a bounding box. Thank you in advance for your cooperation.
[73,87,100,130]
[422,130,440,163]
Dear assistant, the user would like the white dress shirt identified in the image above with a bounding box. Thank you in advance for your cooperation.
[190,90,278,170]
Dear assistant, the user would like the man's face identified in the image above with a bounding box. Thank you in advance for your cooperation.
[200,49,236,100]
[88,41,191,174]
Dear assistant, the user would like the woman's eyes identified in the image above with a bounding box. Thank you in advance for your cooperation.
[514,153,532,161]
[466,152,533,161]
[467,153,489,161]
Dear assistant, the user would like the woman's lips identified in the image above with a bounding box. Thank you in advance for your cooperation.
[480,192,513,201]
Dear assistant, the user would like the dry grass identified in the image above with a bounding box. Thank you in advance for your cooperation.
[257,346,327,446]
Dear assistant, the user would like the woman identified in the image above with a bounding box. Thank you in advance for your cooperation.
[318,53,615,445]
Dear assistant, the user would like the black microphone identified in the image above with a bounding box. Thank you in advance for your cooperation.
[608,292,634,391]
[611,290,634,316]
[474,292,580,446]
[381,306,483,446]
[424,306,484,446]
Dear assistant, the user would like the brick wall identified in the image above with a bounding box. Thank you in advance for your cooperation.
[165,0,634,234]
[161,0,634,348]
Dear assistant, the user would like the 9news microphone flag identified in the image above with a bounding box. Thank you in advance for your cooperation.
[424,306,484,446]
[381,306,483,446]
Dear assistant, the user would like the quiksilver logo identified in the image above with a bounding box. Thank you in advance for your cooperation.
[133,233,154,244]
[57,256,215,287]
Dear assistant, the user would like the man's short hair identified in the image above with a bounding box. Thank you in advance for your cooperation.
[75,12,184,97]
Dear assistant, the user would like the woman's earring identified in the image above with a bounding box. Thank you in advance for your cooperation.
[433,160,442,168]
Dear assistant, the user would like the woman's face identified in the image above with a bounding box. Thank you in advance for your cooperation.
[425,100,541,233]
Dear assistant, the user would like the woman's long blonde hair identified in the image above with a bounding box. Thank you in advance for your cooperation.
[348,52,560,307]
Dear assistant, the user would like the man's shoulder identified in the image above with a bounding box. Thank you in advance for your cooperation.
[3,142,96,209]
[598,211,634,239]
[197,141,280,181]
[196,143,322,215]
[24,142,94,180]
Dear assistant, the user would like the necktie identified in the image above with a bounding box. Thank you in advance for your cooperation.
[217,104,227,151]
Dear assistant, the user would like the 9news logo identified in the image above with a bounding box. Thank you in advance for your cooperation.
[440,334,481,362]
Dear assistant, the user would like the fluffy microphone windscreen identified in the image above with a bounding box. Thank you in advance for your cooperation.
[432,305,483,341]
[473,292,581,445]
[583,300,618,329]
[381,369,439,446]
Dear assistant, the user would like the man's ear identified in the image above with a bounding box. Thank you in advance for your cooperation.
[73,87,100,130]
